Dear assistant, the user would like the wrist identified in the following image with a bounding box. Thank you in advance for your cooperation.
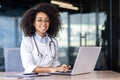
[50,67,58,72]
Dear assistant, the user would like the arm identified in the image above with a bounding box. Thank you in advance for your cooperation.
[33,64,70,73]
[20,36,36,73]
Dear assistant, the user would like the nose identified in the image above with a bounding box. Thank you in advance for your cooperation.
[41,20,46,25]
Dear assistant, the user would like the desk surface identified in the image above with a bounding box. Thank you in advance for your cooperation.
[0,70,120,80]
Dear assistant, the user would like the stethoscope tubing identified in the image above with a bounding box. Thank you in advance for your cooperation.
[33,36,56,58]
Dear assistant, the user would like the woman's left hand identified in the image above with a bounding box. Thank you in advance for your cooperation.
[61,64,71,72]
[50,64,71,72]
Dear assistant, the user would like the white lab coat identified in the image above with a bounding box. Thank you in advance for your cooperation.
[20,35,60,73]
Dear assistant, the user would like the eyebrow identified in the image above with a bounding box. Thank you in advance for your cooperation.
[36,17,49,19]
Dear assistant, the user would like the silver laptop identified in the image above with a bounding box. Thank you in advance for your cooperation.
[49,47,101,75]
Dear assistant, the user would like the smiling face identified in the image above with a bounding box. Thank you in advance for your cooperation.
[33,12,50,37]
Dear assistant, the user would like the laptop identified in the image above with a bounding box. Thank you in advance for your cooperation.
[49,47,101,75]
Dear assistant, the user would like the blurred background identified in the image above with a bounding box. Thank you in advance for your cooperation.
[0,0,120,72]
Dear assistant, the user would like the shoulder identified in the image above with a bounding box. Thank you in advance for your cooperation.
[21,35,35,50]
[21,35,34,45]
[22,35,33,40]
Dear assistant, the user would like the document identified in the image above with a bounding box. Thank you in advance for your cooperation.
[21,72,50,77]
[0,73,50,79]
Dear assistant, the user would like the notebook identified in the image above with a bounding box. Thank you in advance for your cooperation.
[49,47,101,75]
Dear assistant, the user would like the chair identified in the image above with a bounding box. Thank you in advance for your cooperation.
[4,48,24,72]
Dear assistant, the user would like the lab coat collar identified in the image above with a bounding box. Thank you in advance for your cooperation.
[34,33,48,44]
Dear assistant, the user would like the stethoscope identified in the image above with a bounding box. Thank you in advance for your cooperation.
[33,36,56,59]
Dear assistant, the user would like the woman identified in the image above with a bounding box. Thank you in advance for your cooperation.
[20,3,69,73]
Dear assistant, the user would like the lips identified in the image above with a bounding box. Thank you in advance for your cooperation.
[39,26,47,31]
[40,26,46,29]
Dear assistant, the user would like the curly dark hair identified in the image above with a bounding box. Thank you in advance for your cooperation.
[20,3,61,37]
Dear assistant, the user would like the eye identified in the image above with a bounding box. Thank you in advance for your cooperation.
[36,19,42,22]
[45,19,50,22]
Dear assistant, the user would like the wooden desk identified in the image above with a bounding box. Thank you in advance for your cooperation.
[0,71,120,80]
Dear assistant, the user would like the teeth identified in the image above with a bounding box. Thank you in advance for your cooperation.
[40,26,45,27]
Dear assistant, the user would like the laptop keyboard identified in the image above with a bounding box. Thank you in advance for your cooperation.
[60,70,72,73]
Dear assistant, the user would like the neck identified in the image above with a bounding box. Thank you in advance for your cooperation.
[36,32,46,37]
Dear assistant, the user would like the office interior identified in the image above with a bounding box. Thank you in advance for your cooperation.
[0,0,120,72]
